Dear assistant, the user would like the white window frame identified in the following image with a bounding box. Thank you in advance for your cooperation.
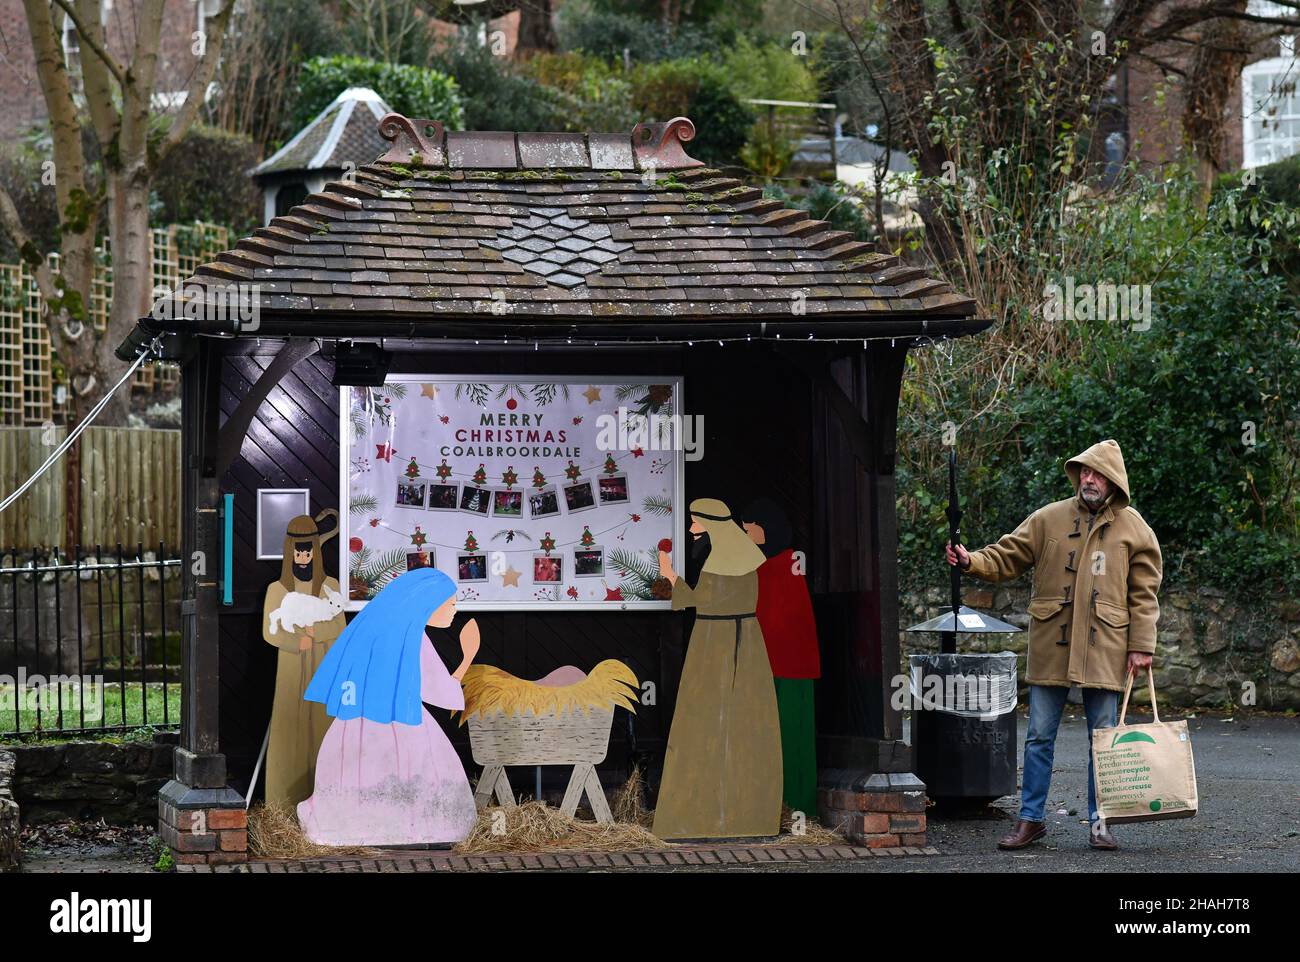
[1242,54,1300,168]
[195,0,224,33]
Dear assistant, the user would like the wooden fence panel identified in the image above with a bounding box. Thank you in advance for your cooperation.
[0,426,179,548]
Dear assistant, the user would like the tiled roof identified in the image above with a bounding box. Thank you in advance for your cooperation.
[251,87,391,179]
[171,115,977,324]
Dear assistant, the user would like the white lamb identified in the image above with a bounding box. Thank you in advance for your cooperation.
[269,586,345,635]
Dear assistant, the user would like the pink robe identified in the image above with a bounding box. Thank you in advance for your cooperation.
[296,639,478,846]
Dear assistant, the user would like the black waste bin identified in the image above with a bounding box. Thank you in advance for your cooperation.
[908,652,1018,806]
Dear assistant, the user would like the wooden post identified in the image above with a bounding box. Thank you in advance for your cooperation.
[182,339,224,761]
[159,336,247,867]
[806,341,911,769]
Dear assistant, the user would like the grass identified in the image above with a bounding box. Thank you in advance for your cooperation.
[0,681,181,741]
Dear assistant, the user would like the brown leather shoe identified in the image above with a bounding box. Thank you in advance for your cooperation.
[997,819,1047,850]
[1089,821,1119,850]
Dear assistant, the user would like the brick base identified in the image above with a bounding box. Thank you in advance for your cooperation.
[817,772,928,848]
[158,780,248,867]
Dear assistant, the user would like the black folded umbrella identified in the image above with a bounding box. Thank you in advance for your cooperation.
[906,448,1021,652]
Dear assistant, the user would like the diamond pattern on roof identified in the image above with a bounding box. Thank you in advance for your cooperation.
[483,207,631,288]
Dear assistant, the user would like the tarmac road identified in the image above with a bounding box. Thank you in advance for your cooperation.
[911,708,1300,873]
[707,708,1300,873]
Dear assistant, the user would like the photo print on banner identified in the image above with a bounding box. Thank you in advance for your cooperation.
[341,377,684,610]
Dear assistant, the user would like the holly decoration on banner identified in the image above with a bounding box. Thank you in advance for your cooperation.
[633,384,673,417]
[564,460,582,482]
[580,526,595,548]
[531,466,547,489]
[603,454,619,475]
[539,531,556,554]
[501,466,518,489]
[405,457,420,479]
[411,526,427,549]
[435,459,453,481]
[472,464,488,486]
[464,530,479,552]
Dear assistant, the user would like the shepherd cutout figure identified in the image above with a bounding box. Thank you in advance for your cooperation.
[653,497,782,840]
[261,510,347,809]
[297,567,480,846]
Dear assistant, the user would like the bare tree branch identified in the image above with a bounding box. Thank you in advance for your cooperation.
[156,0,236,166]
[0,184,57,305]
[73,0,121,147]
[50,0,125,88]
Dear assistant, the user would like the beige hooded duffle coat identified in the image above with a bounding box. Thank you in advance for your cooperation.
[963,439,1163,692]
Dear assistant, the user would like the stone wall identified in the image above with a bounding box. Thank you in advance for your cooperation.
[900,582,1300,710]
[8,731,178,825]
[0,750,18,871]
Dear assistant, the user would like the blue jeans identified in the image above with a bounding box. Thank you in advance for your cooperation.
[1020,684,1118,824]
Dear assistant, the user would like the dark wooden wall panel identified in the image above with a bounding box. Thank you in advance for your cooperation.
[212,340,912,797]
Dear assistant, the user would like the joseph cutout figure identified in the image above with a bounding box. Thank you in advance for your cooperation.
[261,510,347,808]
[652,498,783,840]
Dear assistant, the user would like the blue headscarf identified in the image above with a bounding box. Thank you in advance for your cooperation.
[304,567,457,725]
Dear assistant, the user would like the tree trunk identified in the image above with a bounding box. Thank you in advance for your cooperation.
[1183,8,1251,209]
[516,0,556,53]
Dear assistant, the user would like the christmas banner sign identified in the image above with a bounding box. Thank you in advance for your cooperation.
[340,376,684,610]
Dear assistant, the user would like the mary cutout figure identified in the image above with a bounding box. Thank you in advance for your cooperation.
[298,567,480,846]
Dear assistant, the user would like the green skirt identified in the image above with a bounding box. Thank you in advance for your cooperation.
[774,677,818,816]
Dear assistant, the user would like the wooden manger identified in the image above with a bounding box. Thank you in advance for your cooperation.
[457,660,639,824]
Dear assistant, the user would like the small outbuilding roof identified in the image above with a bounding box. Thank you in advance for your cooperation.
[126,114,981,356]
[250,87,392,180]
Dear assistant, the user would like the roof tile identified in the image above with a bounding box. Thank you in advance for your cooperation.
[150,114,976,328]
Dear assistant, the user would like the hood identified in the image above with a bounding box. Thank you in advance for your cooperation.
[1065,439,1130,509]
[689,497,767,576]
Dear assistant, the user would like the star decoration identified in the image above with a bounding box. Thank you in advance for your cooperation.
[501,566,521,588]
[539,532,556,553]
[420,383,439,400]
[604,585,623,602]
[435,459,453,481]
[376,443,394,462]
[564,460,582,482]
[501,466,518,488]
[582,385,602,404]
[410,526,427,549]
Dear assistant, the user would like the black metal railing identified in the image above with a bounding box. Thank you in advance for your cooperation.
[0,544,182,739]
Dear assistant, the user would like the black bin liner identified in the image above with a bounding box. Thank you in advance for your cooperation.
[908,652,1018,801]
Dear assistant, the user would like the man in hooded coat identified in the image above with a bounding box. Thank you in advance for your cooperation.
[261,510,348,808]
[945,440,1162,851]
